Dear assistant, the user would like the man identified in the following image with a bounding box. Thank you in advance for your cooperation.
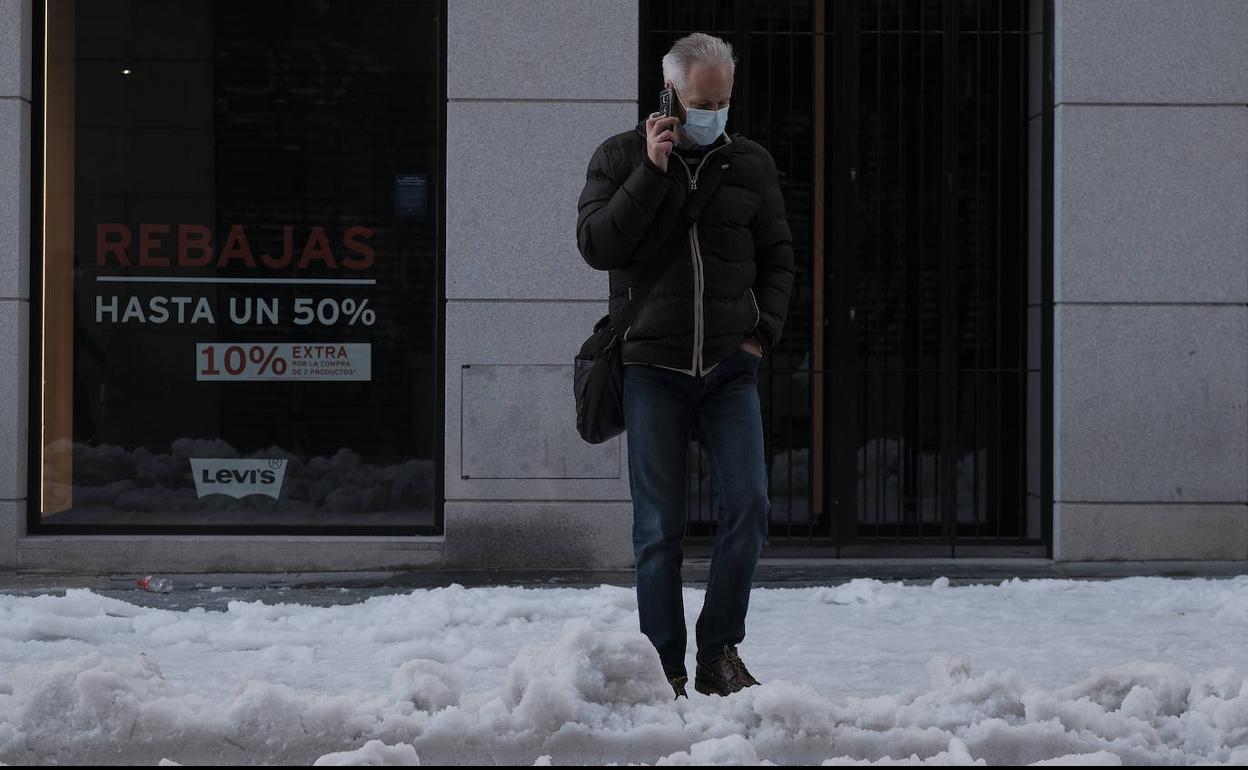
[575,32,795,700]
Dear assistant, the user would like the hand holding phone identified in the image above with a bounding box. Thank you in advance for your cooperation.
[646,86,680,173]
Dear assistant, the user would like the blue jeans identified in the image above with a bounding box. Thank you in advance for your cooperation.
[622,346,771,679]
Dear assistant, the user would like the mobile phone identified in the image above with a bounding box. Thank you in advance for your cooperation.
[658,87,672,119]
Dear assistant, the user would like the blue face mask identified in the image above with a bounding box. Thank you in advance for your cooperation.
[676,89,729,146]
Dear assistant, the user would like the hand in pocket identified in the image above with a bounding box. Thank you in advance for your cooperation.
[741,335,763,358]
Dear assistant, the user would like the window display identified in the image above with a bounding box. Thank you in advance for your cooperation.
[38,0,441,530]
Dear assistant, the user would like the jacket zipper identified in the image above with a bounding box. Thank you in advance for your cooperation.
[675,142,730,375]
[621,287,633,340]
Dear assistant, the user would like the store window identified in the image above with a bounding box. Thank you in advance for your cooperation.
[36,1,443,532]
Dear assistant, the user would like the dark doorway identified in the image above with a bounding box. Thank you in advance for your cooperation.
[641,0,1053,557]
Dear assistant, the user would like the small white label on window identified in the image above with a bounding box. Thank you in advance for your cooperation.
[190,458,288,499]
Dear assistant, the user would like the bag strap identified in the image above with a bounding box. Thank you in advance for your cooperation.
[612,158,727,337]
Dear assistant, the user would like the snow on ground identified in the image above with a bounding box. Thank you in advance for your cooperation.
[0,575,1247,765]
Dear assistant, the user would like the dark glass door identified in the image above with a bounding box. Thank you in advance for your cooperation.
[641,0,1052,556]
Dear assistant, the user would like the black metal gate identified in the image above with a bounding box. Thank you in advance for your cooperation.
[640,0,1053,557]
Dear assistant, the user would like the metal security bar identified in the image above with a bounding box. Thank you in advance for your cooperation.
[639,0,1053,557]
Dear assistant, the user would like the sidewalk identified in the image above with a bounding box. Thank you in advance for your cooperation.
[0,559,1244,610]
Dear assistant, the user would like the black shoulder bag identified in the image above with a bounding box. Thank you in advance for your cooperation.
[573,149,729,444]
[572,241,680,444]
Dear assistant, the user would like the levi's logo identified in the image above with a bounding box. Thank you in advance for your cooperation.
[190,458,288,499]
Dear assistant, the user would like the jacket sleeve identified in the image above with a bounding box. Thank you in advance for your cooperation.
[749,148,796,356]
[576,140,673,271]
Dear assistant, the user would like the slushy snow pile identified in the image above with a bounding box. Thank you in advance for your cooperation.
[1,576,1246,765]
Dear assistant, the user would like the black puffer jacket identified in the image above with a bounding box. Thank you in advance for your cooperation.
[576,115,796,376]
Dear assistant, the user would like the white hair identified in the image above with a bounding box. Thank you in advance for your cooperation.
[661,32,737,92]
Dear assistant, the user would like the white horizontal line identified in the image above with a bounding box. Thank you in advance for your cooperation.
[95,277,377,285]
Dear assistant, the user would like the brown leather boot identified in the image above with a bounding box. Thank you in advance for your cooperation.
[694,643,759,696]
[724,644,760,687]
[667,673,689,700]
